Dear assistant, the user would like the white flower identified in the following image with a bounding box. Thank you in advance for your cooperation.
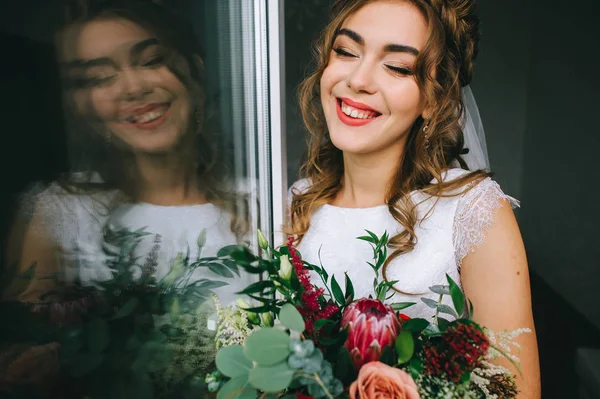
[278,255,293,281]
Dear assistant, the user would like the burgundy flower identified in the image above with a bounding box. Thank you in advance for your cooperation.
[341,299,401,370]
[423,322,490,382]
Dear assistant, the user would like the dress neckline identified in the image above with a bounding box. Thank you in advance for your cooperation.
[319,169,467,211]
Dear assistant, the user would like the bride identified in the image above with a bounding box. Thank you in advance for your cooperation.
[287,0,540,397]
[3,0,251,305]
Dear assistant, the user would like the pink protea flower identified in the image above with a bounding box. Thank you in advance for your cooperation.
[341,298,401,370]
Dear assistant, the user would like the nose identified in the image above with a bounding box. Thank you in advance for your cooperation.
[346,59,377,94]
[119,67,151,100]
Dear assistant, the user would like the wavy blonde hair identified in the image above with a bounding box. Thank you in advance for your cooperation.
[288,0,490,293]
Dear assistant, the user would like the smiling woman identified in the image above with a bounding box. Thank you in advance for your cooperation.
[287,0,541,397]
[2,0,256,320]
[0,0,253,300]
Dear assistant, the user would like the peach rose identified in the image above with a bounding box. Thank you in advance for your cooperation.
[349,361,420,399]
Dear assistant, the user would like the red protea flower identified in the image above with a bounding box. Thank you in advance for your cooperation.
[341,298,401,370]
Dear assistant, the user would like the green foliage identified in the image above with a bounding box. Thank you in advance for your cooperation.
[279,303,305,332]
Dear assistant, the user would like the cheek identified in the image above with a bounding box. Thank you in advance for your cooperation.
[73,89,116,121]
[386,83,423,117]
[320,61,341,92]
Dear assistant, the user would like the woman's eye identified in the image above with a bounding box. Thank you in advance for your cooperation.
[333,47,357,58]
[85,75,116,87]
[142,55,165,67]
[385,65,413,76]
[66,75,115,89]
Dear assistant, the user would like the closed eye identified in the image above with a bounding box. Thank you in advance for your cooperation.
[142,55,165,67]
[385,65,413,76]
[333,47,357,58]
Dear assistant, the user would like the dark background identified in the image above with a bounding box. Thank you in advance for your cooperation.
[1,0,599,397]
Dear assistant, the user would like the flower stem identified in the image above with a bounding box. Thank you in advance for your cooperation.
[434,294,443,325]
[302,373,334,399]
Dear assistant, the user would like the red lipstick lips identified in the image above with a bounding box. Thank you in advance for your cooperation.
[336,97,381,127]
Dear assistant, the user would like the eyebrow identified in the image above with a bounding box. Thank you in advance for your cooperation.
[335,28,420,56]
[63,38,161,70]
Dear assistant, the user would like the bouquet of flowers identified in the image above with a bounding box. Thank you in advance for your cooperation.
[208,231,529,399]
[0,226,238,399]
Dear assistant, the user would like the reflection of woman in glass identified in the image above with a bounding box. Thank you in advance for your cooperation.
[288,0,539,396]
[4,0,249,304]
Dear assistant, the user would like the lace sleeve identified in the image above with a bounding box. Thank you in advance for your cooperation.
[452,178,520,264]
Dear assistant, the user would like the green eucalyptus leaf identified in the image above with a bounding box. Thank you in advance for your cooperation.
[395,330,415,364]
[244,328,290,366]
[421,297,439,309]
[279,303,305,332]
[436,304,459,318]
[429,285,451,295]
[248,362,295,392]
[217,375,255,399]
[216,345,253,378]
[423,323,441,336]
[447,274,465,316]
[331,275,345,305]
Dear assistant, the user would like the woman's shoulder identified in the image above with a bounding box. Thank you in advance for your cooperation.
[436,168,516,205]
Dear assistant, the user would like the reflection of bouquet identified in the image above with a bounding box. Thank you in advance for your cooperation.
[0,226,238,399]
[209,231,529,399]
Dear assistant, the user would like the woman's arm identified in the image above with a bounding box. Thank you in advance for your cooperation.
[460,200,541,398]
[3,201,60,302]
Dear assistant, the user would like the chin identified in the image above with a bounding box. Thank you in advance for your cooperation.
[329,131,377,155]
[111,123,187,154]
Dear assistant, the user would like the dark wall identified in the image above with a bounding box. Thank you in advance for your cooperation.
[470,0,532,199]
[519,0,600,329]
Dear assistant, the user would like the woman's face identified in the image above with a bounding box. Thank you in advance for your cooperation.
[59,18,193,154]
[320,1,429,158]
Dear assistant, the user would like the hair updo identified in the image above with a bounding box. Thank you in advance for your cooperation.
[424,0,480,87]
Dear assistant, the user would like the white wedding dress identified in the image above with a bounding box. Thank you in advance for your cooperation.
[290,168,518,321]
[18,180,253,305]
